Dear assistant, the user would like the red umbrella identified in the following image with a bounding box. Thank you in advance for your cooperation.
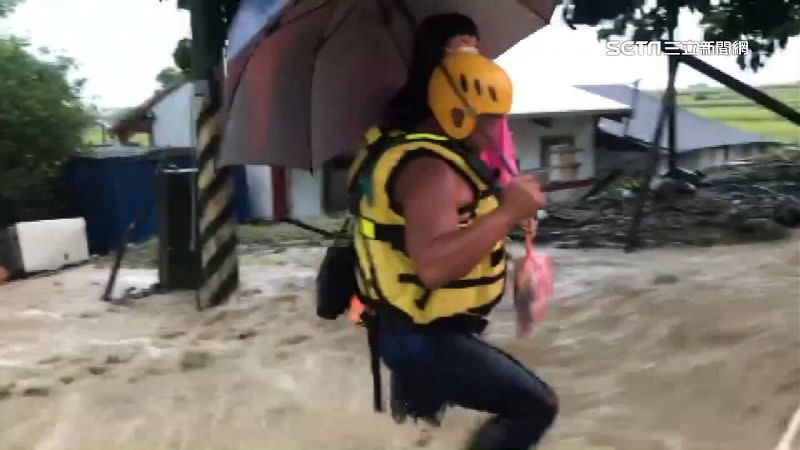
[219,0,557,170]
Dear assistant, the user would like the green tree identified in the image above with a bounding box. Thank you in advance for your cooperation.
[0,0,20,18]
[172,37,192,76]
[0,37,92,225]
[156,65,184,87]
[161,0,241,76]
[559,0,800,71]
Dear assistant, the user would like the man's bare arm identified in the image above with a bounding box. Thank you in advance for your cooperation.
[395,157,515,289]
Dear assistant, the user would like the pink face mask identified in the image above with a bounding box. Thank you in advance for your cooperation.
[479,117,518,186]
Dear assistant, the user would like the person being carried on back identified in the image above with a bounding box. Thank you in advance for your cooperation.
[348,48,557,449]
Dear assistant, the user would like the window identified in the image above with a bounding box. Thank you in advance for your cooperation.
[541,135,582,181]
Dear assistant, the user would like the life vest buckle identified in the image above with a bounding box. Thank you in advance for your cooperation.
[357,217,377,239]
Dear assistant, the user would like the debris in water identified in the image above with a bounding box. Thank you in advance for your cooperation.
[272,293,300,304]
[279,334,310,347]
[180,350,212,371]
[105,347,138,365]
[158,330,186,340]
[17,379,53,397]
[88,366,107,375]
[232,328,258,341]
[239,288,263,297]
[653,273,680,285]
[38,356,62,365]
[0,382,13,400]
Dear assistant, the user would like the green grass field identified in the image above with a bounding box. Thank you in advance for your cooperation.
[672,82,800,144]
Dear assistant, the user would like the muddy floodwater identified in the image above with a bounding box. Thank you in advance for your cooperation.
[0,234,798,450]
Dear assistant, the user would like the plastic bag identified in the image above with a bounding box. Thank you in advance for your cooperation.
[513,222,554,338]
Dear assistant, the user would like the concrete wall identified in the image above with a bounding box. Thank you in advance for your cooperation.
[245,166,273,220]
[288,169,323,218]
[596,147,650,177]
[241,166,344,221]
[596,143,767,178]
[151,83,196,148]
[508,115,597,202]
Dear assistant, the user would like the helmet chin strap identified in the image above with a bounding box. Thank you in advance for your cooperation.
[436,61,477,131]
[436,60,498,148]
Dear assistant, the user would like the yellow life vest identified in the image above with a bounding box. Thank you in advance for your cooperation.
[348,128,507,326]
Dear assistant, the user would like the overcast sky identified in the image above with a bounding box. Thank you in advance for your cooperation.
[2,1,798,109]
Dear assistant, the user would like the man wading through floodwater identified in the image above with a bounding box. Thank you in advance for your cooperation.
[346,14,558,450]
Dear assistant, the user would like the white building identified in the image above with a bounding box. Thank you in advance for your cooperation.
[578,84,783,177]
[110,81,197,148]
[260,82,632,218]
[110,81,273,220]
[109,78,634,221]
[505,81,631,202]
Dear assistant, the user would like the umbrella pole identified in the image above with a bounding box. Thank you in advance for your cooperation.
[190,0,239,310]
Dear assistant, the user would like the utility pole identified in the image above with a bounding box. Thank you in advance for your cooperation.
[189,0,239,310]
[625,55,679,252]
[666,0,678,172]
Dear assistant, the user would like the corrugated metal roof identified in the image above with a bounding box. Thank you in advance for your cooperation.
[577,84,783,152]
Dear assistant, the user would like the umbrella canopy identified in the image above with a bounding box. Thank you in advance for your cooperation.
[220,0,556,170]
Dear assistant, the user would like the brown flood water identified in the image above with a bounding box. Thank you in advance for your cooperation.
[0,234,798,450]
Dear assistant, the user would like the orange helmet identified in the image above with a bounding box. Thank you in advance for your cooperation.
[427,51,513,140]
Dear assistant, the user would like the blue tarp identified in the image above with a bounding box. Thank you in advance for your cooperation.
[64,147,251,255]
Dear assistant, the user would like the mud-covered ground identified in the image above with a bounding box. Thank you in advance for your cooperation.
[532,151,800,249]
[1,231,798,450]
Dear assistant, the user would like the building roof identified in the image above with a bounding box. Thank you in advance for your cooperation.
[508,83,632,118]
[577,84,783,152]
[503,72,631,118]
[109,80,188,140]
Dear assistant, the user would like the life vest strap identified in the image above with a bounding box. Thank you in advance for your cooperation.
[397,271,506,289]
[357,217,406,253]
[456,189,494,216]
[398,269,506,310]
[356,217,506,262]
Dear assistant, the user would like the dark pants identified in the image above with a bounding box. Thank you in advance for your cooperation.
[377,327,558,450]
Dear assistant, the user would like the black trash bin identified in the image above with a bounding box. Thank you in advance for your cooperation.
[156,167,201,291]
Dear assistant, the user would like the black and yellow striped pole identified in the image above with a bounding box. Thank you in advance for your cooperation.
[190,0,239,310]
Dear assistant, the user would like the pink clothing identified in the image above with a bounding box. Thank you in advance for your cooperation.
[514,231,555,338]
[479,117,518,186]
